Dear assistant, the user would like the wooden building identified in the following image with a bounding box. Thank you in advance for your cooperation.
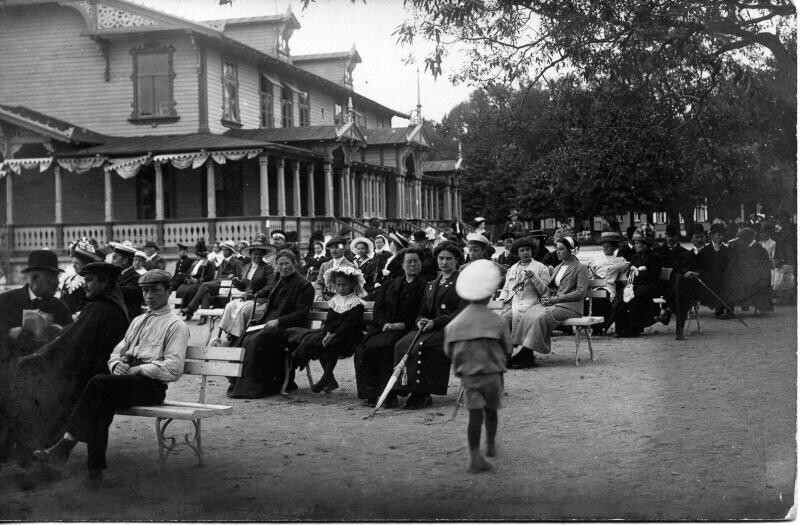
[0,0,464,272]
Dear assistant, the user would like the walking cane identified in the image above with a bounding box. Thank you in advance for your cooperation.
[368,326,425,420]
[450,387,464,421]
[696,277,749,328]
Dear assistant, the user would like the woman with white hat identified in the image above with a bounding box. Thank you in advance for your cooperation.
[350,236,377,292]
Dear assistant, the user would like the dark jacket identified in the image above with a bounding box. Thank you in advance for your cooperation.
[235,263,275,298]
[144,254,166,271]
[256,271,314,329]
[0,285,72,348]
[185,258,215,284]
[654,242,688,270]
[417,272,468,331]
[119,267,143,321]
[170,255,195,291]
[419,248,438,282]
[216,257,244,281]
[629,250,663,297]
[371,275,426,331]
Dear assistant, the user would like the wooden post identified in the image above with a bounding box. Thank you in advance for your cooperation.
[259,155,270,216]
[206,162,216,219]
[341,165,350,217]
[306,162,315,217]
[396,179,403,219]
[276,157,286,216]
[324,162,334,217]
[154,162,164,221]
[379,176,385,219]
[103,169,113,222]
[292,159,301,217]
[444,186,452,220]
[53,165,63,224]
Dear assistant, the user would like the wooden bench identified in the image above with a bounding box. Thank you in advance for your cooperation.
[652,267,701,334]
[116,345,244,466]
[488,278,607,366]
[195,279,245,343]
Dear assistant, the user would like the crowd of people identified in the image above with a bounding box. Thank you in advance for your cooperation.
[0,212,793,484]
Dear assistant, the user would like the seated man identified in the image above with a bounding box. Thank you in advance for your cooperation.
[33,270,189,487]
[175,239,215,303]
[313,237,355,301]
[587,232,630,335]
[219,235,277,340]
[3,262,129,470]
[182,240,244,324]
[169,243,195,292]
[494,232,519,274]
[110,241,144,321]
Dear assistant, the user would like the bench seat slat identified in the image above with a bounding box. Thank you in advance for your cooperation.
[561,316,604,326]
[196,308,225,317]
[185,345,245,361]
[184,360,243,377]
[118,402,233,420]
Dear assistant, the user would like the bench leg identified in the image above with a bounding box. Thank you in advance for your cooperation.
[205,317,219,346]
[155,417,203,467]
[586,328,595,361]
[574,329,581,366]
[280,351,292,396]
[693,304,701,334]
[306,365,314,390]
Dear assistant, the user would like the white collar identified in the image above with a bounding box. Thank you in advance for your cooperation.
[328,293,364,313]
[147,253,157,260]
[28,287,40,301]
[332,256,345,265]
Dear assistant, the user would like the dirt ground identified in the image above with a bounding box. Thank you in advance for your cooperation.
[0,305,796,521]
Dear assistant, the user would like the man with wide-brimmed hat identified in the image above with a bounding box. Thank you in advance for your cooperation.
[498,237,551,367]
[5,262,130,473]
[33,269,189,488]
[0,250,72,348]
[587,232,630,335]
[464,232,496,267]
[218,234,278,339]
[181,240,244,323]
[142,241,165,271]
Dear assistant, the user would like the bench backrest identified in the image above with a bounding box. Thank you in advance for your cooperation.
[309,301,375,323]
[487,278,607,315]
[217,279,245,301]
[183,345,245,403]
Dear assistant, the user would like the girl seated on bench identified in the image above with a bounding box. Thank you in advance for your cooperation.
[293,267,366,393]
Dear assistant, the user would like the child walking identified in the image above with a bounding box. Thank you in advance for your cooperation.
[293,266,366,393]
[444,259,512,473]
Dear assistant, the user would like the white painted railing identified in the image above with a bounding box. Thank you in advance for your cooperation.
[215,220,261,242]
[163,221,209,248]
[14,226,58,251]
[112,223,158,245]
[63,225,107,247]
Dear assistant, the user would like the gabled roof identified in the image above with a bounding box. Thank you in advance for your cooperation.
[203,12,301,31]
[57,132,312,157]
[227,124,366,146]
[0,104,108,145]
[364,126,430,149]
[294,50,362,64]
[422,159,462,172]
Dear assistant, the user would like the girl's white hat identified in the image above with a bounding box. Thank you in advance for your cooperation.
[323,265,367,297]
[456,259,501,301]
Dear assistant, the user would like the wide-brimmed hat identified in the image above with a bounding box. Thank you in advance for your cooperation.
[388,232,409,249]
[424,227,437,240]
[79,262,122,280]
[220,240,239,254]
[70,237,104,264]
[511,237,535,254]
[138,269,172,287]
[134,250,147,259]
[326,236,348,251]
[243,233,277,256]
[600,231,622,244]
[22,250,62,274]
[528,229,547,239]
[144,240,159,251]
[456,259,502,301]
[466,232,492,248]
[110,241,137,258]
[270,230,286,242]
[323,265,366,298]
[631,230,653,245]
[350,236,375,257]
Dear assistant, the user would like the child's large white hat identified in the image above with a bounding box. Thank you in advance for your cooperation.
[456,259,501,301]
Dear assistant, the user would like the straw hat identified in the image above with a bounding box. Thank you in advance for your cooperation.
[220,240,239,254]
[456,259,502,301]
[349,236,375,257]
[323,265,366,297]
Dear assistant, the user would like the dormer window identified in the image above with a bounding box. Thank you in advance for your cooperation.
[130,42,177,123]
[334,103,344,125]
[222,60,240,126]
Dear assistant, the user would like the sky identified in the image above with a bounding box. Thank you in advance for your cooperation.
[131,0,476,126]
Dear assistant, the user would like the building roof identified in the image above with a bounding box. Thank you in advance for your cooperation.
[227,124,366,146]
[294,50,362,64]
[57,132,314,158]
[202,12,301,30]
[422,159,462,172]
[364,126,430,148]
[0,104,108,145]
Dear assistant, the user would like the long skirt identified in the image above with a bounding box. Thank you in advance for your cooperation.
[292,328,362,368]
[227,327,293,398]
[393,328,451,396]
[175,283,200,308]
[609,283,660,335]
[520,305,581,354]
[355,329,409,400]
[219,299,268,338]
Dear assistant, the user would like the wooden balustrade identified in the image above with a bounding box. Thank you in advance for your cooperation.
[63,225,108,247]
[215,220,261,242]
[163,221,209,248]
[14,226,58,251]
[112,223,158,246]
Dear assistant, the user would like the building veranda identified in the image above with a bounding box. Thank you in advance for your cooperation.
[0,0,464,278]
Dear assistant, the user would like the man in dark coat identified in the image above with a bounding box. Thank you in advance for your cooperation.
[504,209,526,237]
[1,263,129,470]
[176,239,215,305]
[654,223,688,269]
[722,227,773,313]
[170,243,195,292]
[181,240,244,322]
[355,248,427,406]
[617,226,637,261]
[412,231,438,282]
[495,232,519,271]
[142,241,166,271]
[110,242,144,321]
[0,250,72,348]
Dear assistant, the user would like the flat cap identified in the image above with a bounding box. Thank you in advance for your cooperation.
[138,269,172,286]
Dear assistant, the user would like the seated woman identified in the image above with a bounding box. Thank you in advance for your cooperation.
[227,250,313,399]
[373,232,410,289]
[498,237,551,368]
[293,266,366,393]
[304,238,329,282]
[355,247,427,407]
[393,241,467,409]
[607,231,662,337]
[350,237,377,293]
[218,235,277,341]
[515,236,589,366]
[59,238,104,317]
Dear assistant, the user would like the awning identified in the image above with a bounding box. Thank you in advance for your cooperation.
[153,148,262,170]
[0,157,52,176]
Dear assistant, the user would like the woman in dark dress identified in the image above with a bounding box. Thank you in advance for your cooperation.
[227,250,314,399]
[393,241,467,409]
[304,239,329,282]
[608,231,663,337]
[59,238,104,316]
[355,248,426,407]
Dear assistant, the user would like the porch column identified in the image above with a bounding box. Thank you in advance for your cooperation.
[259,155,270,216]
[416,180,423,218]
[306,162,315,216]
[206,162,216,219]
[369,174,376,217]
[292,159,302,217]
[276,157,286,216]
[154,162,164,221]
[444,186,452,220]
[5,172,13,225]
[341,165,350,217]
[54,165,63,224]
[360,172,367,219]
[380,177,386,218]
[396,178,404,218]
[324,162,334,217]
[103,169,113,222]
